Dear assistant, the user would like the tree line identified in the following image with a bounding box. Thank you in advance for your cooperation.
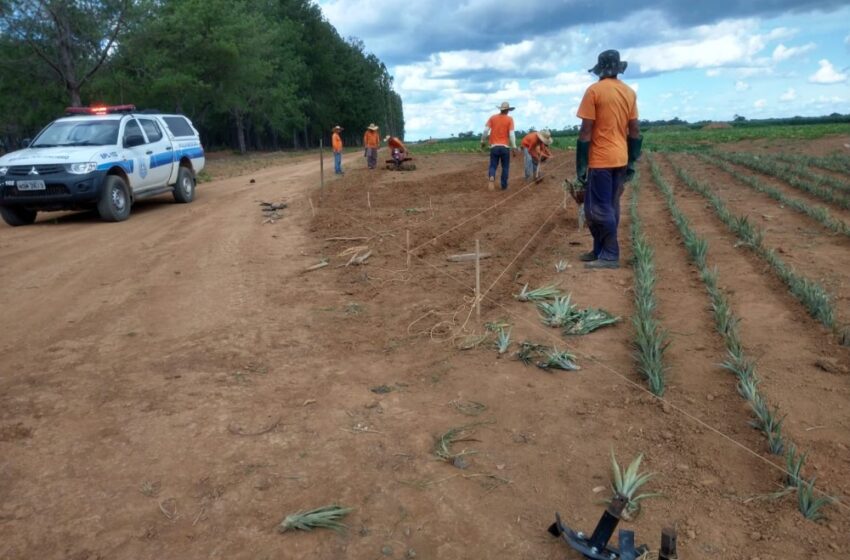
[0,0,405,153]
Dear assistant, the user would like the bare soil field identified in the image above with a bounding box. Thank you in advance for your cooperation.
[2,139,850,559]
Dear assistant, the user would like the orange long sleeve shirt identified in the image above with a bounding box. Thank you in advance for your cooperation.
[332,132,343,152]
[363,130,380,149]
[387,137,406,151]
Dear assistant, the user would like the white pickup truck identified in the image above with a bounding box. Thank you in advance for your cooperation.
[0,105,205,226]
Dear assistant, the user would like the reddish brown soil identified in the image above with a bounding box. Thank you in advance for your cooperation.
[1,148,849,559]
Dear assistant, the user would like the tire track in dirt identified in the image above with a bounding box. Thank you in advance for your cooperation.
[675,153,850,332]
[655,153,850,495]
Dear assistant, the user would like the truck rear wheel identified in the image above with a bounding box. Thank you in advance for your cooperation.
[0,206,37,227]
[173,166,195,203]
[97,175,132,222]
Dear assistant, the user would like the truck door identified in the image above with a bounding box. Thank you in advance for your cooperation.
[136,117,174,188]
[120,118,156,191]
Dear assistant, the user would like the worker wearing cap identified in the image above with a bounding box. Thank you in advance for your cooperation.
[363,124,380,170]
[332,125,344,175]
[481,102,517,190]
[521,129,553,180]
[574,49,642,269]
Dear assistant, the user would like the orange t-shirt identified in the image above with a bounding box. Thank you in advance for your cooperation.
[332,132,342,152]
[521,132,551,160]
[485,114,514,147]
[576,78,638,168]
[363,130,380,148]
[387,137,406,151]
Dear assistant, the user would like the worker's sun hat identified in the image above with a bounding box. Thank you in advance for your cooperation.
[589,49,627,78]
[367,123,379,130]
[498,101,515,112]
[383,135,391,142]
[538,129,553,145]
[333,125,343,131]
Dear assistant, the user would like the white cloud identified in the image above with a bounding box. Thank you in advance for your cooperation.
[772,42,816,62]
[754,99,767,109]
[809,59,848,84]
[735,80,750,91]
[845,34,850,47]
[706,69,722,77]
[780,88,797,102]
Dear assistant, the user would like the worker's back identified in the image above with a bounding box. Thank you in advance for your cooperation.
[579,78,638,168]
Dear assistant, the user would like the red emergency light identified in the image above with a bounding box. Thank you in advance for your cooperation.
[64,104,136,115]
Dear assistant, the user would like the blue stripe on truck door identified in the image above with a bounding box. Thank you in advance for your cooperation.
[149,147,204,169]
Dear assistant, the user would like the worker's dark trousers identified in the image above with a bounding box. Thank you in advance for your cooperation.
[585,167,627,261]
[488,146,510,189]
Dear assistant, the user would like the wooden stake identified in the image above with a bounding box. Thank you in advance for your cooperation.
[563,187,567,210]
[309,197,315,217]
[319,138,324,195]
[475,239,481,320]
[406,230,411,268]
[367,191,372,212]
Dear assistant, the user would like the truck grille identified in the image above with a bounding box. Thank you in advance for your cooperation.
[4,184,70,197]
[8,165,64,176]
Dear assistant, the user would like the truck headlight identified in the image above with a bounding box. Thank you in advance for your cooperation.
[67,162,98,174]
[0,166,7,176]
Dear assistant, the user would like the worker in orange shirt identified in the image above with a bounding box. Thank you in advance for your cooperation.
[574,49,641,269]
[384,134,408,166]
[332,125,344,175]
[520,129,553,180]
[481,101,517,190]
[363,123,380,170]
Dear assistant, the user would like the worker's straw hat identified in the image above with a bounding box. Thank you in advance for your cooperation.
[384,135,391,142]
[589,49,627,77]
[367,123,379,130]
[498,101,515,112]
[333,125,343,131]
[538,129,553,145]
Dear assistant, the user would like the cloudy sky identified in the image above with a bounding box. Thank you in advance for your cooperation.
[318,1,850,140]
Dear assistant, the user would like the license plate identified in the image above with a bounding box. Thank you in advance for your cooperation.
[16,180,46,191]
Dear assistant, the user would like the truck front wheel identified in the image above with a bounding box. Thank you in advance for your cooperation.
[173,166,195,203]
[0,206,37,227]
[97,175,132,222]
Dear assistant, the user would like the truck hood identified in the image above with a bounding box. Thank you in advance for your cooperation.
[0,146,108,167]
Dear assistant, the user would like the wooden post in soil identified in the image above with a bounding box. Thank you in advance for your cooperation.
[406,230,411,269]
[367,191,372,213]
[319,139,324,196]
[309,197,315,217]
[475,239,481,320]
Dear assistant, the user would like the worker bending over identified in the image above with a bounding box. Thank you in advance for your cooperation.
[521,129,553,180]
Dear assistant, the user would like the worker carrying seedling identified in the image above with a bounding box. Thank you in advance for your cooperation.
[521,129,553,181]
[571,49,642,270]
[481,101,517,191]
[332,125,344,175]
[363,123,380,170]
[384,135,413,171]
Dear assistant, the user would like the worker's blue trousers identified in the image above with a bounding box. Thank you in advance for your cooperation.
[585,167,627,261]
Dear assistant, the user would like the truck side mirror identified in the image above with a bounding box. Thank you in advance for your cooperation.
[22,138,31,148]
[124,134,145,148]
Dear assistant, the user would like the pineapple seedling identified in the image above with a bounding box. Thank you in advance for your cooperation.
[278,505,352,533]
[537,348,580,371]
[554,259,568,273]
[516,341,545,365]
[515,283,562,302]
[495,328,511,354]
[796,477,834,522]
[609,451,661,519]
[537,295,577,327]
[784,443,807,488]
[564,308,620,335]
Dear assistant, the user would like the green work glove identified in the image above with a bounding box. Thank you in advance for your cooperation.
[576,139,590,186]
[625,135,643,183]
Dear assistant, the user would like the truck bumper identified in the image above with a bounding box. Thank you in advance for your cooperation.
[0,171,106,211]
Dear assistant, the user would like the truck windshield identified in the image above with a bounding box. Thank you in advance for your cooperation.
[31,120,121,147]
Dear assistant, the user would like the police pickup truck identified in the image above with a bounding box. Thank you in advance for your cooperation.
[0,105,205,226]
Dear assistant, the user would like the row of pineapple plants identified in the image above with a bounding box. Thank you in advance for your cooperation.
[628,173,669,396]
[667,157,835,329]
[695,153,850,237]
[648,153,834,520]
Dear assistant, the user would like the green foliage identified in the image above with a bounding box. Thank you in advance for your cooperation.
[537,295,577,327]
[536,348,580,371]
[670,160,835,328]
[515,284,563,302]
[784,442,807,488]
[564,308,621,335]
[495,328,511,354]
[796,477,835,521]
[629,175,668,396]
[609,451,661,518]
[278,505,352,533]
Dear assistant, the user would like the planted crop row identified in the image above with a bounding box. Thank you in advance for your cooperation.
[696,153,850,237]
[668,158,835,328]
[628,173,668,396]
[772,153,850,190]
[647,153,833,520]
[715,152,850,210]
